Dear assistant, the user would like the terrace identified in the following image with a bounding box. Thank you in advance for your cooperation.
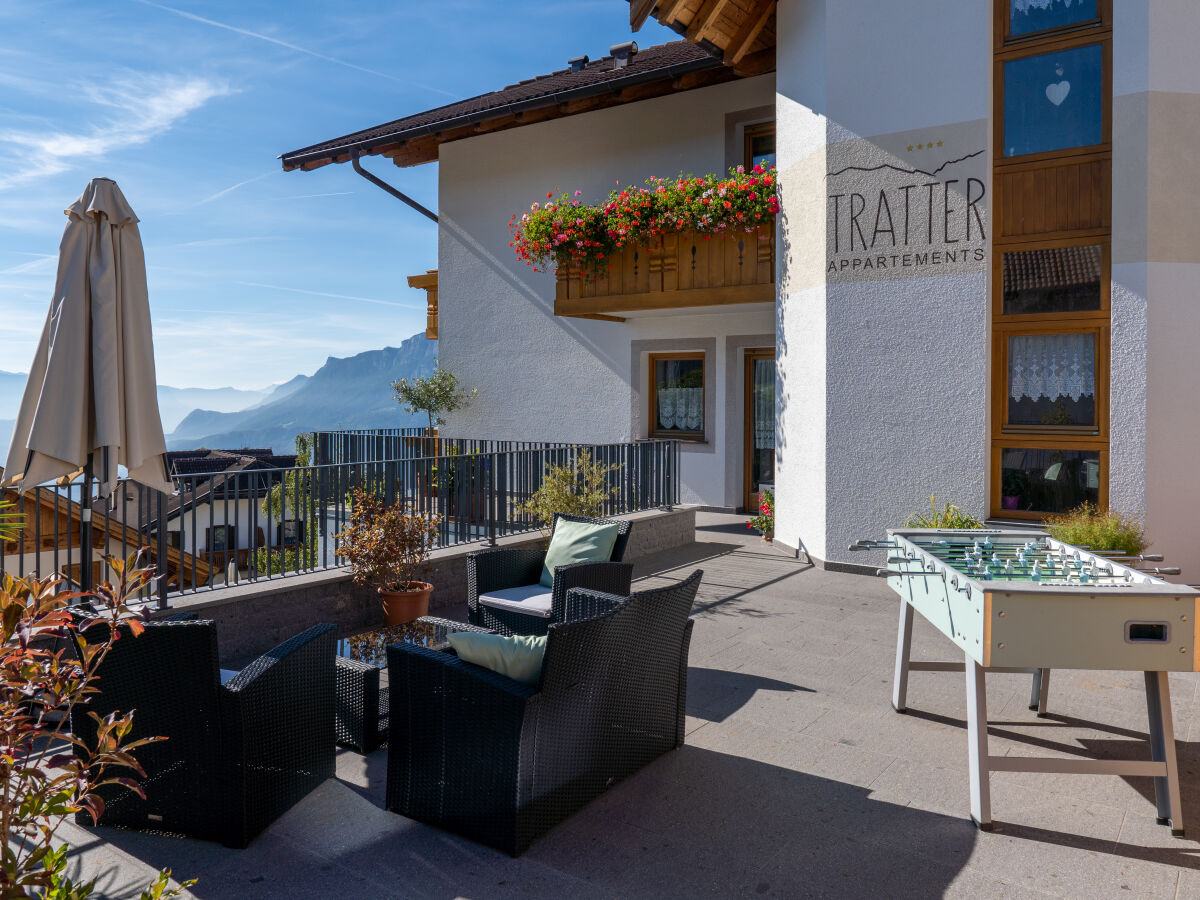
[57,513,1200,898]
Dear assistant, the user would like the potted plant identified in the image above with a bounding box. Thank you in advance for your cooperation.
[747,489,774,541]
[338,489,441,626]
[1001,470,1029,510]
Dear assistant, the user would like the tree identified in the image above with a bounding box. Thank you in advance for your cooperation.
[254,434,318,577]
[391,368,477,436]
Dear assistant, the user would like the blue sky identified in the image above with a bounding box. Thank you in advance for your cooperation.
[0,1,674,388]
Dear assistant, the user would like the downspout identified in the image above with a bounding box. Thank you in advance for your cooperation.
[351,150,438,223]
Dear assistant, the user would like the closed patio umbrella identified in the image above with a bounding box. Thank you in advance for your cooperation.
[3,178,173,585]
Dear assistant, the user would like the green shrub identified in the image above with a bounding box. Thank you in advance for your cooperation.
[905,495,984,530]
[519,451,621,538]
[1046,502,1147,555]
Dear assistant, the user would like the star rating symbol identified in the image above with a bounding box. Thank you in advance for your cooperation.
[907,145,913,152]
[916,143,923,150]
[937,140,944,147]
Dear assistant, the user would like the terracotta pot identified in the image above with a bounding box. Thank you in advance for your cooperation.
[378,582,433,626]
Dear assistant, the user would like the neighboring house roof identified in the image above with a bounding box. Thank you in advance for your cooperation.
[161,449,299,522]
[630,1,777,68]
[280,40,747,172]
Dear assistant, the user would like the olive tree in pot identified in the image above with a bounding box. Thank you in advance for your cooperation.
[338,489,441,626]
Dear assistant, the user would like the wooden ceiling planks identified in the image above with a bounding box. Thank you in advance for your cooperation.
[634,0,776,71]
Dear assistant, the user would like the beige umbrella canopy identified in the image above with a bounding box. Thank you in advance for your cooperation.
[4,178,173,497]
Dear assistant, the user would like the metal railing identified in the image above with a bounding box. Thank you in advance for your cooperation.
[0,438,680,608]
[311,428,575,467]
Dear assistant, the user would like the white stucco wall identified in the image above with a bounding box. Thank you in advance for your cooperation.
[436,75,776,507]
[776,0,991,565]
[1111,1,1200,578]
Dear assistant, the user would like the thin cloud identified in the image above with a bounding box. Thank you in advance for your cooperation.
[238,280,422,309]
[0,73,231,190]
[276,191,355,201]
[0,255,55,276]
[197,171,276,205]
[132,0,456,97]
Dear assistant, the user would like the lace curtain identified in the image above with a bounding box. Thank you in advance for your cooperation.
[753,359,775,449]
[1008,333,1095,402]
[656,387,703,431]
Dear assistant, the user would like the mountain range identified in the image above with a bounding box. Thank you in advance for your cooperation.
[0,333,437,463]
[167,334,437,453]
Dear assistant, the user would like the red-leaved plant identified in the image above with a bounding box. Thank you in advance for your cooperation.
[337,490,441,592]
[0,549,194,899]
[508,163,779,275]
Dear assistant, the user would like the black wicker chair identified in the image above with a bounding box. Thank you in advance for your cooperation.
[466,513,634,636]
[70,616,335,849]
[385,569,702,855]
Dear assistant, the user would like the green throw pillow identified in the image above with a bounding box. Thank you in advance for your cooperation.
[447,632,547,685]
[539,519,621,587]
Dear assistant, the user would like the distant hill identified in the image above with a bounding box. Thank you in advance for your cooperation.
[167,334,437,454]
[0,370,29,419]
[156,385,275,432]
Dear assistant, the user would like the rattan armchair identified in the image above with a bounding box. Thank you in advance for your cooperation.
[385,569,702,855]
[466,513,634,636]
[70,616,335,849]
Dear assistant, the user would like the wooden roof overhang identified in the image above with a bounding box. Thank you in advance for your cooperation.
[629,0,777,72]
[280,43,743,173]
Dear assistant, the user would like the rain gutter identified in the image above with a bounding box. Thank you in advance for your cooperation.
[351,151,438,223]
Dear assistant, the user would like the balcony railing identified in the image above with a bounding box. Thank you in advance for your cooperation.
[0,437,680,608]
[554,223,775,321]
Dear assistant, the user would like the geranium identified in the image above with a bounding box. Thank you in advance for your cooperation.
[747,489,774,541]
[509,163,778,275]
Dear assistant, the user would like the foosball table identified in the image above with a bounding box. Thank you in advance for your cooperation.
[854,527,1198,835]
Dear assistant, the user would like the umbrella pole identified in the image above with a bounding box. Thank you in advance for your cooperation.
[81,452,93,595]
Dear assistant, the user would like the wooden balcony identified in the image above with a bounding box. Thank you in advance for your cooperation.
[554,224,774,321]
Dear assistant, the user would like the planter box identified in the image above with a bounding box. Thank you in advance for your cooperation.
[554,224,774,318]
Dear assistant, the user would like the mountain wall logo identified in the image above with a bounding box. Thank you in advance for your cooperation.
[825,144,987,279]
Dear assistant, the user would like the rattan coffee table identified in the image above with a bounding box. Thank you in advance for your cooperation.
[334,616,490,753]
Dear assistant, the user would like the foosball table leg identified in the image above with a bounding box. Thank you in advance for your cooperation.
[1028,668,1051,716]
[892,598,915,713]
[965,657,993,831]
[1144,670,1185,836]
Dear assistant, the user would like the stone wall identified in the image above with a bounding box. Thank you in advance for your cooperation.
[163,506,696,666]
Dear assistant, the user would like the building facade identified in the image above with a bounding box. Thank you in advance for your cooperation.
[282,0,1200,578]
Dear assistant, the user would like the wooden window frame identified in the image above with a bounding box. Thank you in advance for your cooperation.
[994,0,1110,51]
[992,322,1109,438]
[648,351,706,442]
[993,35,1112,168]
[743,347,775,511]
[991,0,1111,520]
[744,121,775,171]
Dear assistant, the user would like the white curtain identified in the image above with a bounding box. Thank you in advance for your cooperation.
[1008,333,1094,402]
[753,359,775,449]
[657,387,703,431]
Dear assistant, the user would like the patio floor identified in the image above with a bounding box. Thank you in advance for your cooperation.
[63,513,1200,898]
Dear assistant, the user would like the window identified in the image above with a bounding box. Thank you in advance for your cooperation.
[1008,0,1099,39]
[744,122,775,170]
[991,1,1110,518]
[279,519,305,546]
[1003,44,1104,157]
[649,353,705,440]
[207,525,236,552]
[1002,243,1103,314]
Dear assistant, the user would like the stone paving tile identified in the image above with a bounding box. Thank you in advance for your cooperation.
[62,514,1200,898]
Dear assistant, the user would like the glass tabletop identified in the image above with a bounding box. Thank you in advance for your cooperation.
[336,618,458,668]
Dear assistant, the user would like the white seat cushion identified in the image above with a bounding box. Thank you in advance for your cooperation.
[478,583,554,618]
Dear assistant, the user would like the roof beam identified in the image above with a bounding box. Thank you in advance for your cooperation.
[685,0,731,43]
[629,0,657,30]
[654,0,689,28]
[732,46,776,78]
[725,0,774,65]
